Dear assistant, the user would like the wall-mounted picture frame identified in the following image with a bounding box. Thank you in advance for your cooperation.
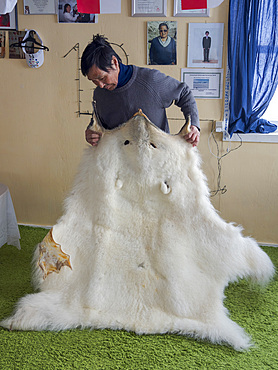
[147,21,177,65]
[9,31,26,59]
[132,0,167,17]
[173,0,209,17]
[187,23,224,68]
[58,0,98,23]
[24,0,56,15]
[0,5,18,30]
[181,68,223,99]
[0,31,6,58]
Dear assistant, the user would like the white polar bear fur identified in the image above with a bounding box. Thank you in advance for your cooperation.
[1,113,275,351]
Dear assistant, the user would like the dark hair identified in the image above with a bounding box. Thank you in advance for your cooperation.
[205,31,209,34]
[159,23,169,30]
[81,34,122,76]
[63,3,70,13]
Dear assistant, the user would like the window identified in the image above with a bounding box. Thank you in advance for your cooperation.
[261,86,278,125]
[226,0,278,143]
[225,86,278,143]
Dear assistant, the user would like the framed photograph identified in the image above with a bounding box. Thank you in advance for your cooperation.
[0,31,5,58]
[147,21,177,65]
[24,0,56,15]
[181,68,223,99]
[132,0,167,17]
[58,1,98,23]
[0,5,18,30]
[9,31,26,59]
[173,0,209,17]
[187,23,224,68]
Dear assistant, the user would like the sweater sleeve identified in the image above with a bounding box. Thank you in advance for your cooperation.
[174,83,200,130]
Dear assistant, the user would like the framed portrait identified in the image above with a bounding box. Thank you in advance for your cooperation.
[58,1,98,23]
[132,0,167,17]
[173,0,209,17]
[187,23,224,68]
[24,0,56,15]
[147,21,177,66]
[181,68,223,99]
[0,5,18,30]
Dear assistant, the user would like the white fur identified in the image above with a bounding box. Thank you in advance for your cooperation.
[1,115,275,351]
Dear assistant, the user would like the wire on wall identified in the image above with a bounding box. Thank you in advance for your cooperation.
[208,122,242,197]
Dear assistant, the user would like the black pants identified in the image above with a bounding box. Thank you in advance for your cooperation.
[204,48,210,62]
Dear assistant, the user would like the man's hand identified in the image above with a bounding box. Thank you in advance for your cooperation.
[183,125,200,147]
[85,129,102,146]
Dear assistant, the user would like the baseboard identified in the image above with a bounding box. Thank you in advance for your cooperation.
[18,223,52,229]
[259,243,278,248]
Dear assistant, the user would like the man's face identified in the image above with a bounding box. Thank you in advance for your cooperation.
[159,26,168,40]
[87,56,119,91]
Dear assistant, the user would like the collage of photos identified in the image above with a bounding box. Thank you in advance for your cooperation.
[145,18,224,100]
[0,1,224,100]
[0,0,98,62]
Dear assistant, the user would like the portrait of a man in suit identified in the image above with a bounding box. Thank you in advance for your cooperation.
[202,31,211,62]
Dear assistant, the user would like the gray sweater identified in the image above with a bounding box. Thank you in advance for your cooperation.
[93,65,200,133]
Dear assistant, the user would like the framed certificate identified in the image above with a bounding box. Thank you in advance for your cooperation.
[132,0,167,17]
[181,68,223,99]
[24,0,56,14]
[173,0,209,17]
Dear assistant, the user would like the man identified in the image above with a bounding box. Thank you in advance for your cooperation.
[81,34,200,147]
[202,31,211,63]
[149,22,176,65]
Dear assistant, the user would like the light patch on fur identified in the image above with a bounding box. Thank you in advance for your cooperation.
[0,111,274,351]
[115,178,123,189]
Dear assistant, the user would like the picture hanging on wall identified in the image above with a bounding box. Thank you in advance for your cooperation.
[132,0,167,17]
[24,0,56,15]
[181,68,223,99]
[187,23,224,68]
[0,31,5,58]
[9,31,26,59]
[173,0,209,17]
[0,5,18,30]
[147,21,177,65]
[58,0,98,23]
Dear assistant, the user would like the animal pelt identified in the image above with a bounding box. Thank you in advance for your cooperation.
[1,111,274,351]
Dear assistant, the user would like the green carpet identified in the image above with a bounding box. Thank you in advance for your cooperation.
[0,226,277,370]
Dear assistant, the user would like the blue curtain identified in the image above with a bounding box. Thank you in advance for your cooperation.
[228,0,278,135]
